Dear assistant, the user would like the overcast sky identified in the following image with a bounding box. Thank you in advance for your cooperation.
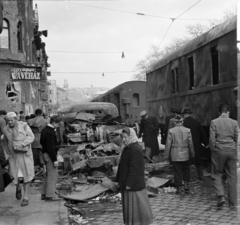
[35,0,238,89]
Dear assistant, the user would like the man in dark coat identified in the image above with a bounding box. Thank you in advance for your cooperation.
[162,107,175,145]
[40,115,61,201]
[182,107,208,180]
[139,111,159,159]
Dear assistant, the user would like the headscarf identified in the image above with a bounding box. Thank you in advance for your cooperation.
[122,127,138,146]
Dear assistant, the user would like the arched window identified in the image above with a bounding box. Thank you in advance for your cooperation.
[132,93,140,107]
[0,19,9,49]
[17,21,22,51]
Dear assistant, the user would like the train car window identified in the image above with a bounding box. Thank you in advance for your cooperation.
[188,57,195,90]
[171,70,175,94]
[132,93,140,107]
[171,67,179,94]
[211,46,220,85]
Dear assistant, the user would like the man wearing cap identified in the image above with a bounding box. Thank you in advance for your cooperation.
[182,107,208,180]
[139,111,159,159]
[3,112,35,206]
[209,104,238,208]
[165,115,194,193]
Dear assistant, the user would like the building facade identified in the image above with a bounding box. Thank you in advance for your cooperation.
[0,0,49,115]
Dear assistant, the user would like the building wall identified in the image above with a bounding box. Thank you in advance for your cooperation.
[0,0,49,114]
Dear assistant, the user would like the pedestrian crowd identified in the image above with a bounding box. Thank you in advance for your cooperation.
[0,109,62,208]
[0,104,238,225]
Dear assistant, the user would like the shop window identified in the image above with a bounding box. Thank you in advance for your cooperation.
[0,19,9,49]
[17,21,23,51]
[211,46,219,85]
[132,93,140,107]
[188,57,194,90]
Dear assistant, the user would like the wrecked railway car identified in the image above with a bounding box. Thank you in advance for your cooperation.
[91,81,147,125]
[146,16,238,132]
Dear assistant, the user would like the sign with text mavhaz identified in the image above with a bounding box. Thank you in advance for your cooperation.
[10,67,42,81]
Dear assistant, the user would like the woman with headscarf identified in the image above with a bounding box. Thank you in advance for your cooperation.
[116,127,153,225]
[3,112,35,206]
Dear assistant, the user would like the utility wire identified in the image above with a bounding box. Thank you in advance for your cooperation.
[67,1,209,21]
[157,0,202,49]
[48,51,124,53]
[51,71,134,74]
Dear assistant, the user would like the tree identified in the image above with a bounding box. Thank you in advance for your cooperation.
[133,5,237,81]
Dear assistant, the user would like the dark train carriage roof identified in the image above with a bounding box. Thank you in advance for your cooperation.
[147,16,236,73]
[91,80,146,101]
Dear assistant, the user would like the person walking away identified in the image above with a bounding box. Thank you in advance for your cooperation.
[0,110,7,192]
[3,112,35,206]
[139,111,159,159]
[164,115,195,193]
[116,127,153,225]
[28,109,49,171]
[182,107,208,180]
[209,104,238,208]
[40,115,61,201]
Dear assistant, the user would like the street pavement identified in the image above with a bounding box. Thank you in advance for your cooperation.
[0,175,240,225]
[0,183,68,225]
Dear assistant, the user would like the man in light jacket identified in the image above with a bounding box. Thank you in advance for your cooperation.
[209,104,239,208]
[165,115,194,194]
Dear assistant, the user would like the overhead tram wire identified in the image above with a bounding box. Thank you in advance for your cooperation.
[66,1,210,21]
[157,0,202,50]
[51,71,134,74]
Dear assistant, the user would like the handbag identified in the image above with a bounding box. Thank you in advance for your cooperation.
[13,144,28,153]
[3,170,14,188]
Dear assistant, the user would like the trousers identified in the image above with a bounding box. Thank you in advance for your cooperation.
[172,161,190,187]
[41,153,58,198]
[211,150,237,204]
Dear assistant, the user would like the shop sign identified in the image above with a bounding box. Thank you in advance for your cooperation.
[10,67,42,81]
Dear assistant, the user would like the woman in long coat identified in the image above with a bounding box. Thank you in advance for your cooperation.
[116,127,153,225]
[3,112,35,206]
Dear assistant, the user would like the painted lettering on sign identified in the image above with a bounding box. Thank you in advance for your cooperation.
[11,67,42,81]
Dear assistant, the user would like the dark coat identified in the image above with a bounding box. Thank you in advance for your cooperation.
[183,116,208,164]
[40,126,58,163]
[116,142,146,191]
[163,114,175,144]
[0,117,6,192]
[139,116,160,157]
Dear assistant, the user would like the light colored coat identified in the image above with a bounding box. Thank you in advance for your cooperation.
[209,114,238,152]
[3,121,35,184]
[165,124,195,161]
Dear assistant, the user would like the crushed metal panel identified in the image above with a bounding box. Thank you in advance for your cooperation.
[147,177,169,188]
[61,184,109,201]
[87,156,120,168]
[63,112,95,123]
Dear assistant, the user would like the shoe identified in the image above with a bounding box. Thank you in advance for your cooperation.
[175,187,181,194]
[217,196,225,207]
[16,182,22,200]
[41,194,46,200]
[229,203,237,209]
[21,199,29,207]
[45,197,61,201]
[184,182,190,192]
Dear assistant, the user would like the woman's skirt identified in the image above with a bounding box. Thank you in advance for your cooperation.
[121,189,153,225]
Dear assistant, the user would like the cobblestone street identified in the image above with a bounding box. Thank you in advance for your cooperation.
[71,176,240,225]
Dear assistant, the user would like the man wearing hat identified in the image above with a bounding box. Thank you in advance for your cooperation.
[139,111,159,159]
[182,107,208,181]
[164,115,194,193]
